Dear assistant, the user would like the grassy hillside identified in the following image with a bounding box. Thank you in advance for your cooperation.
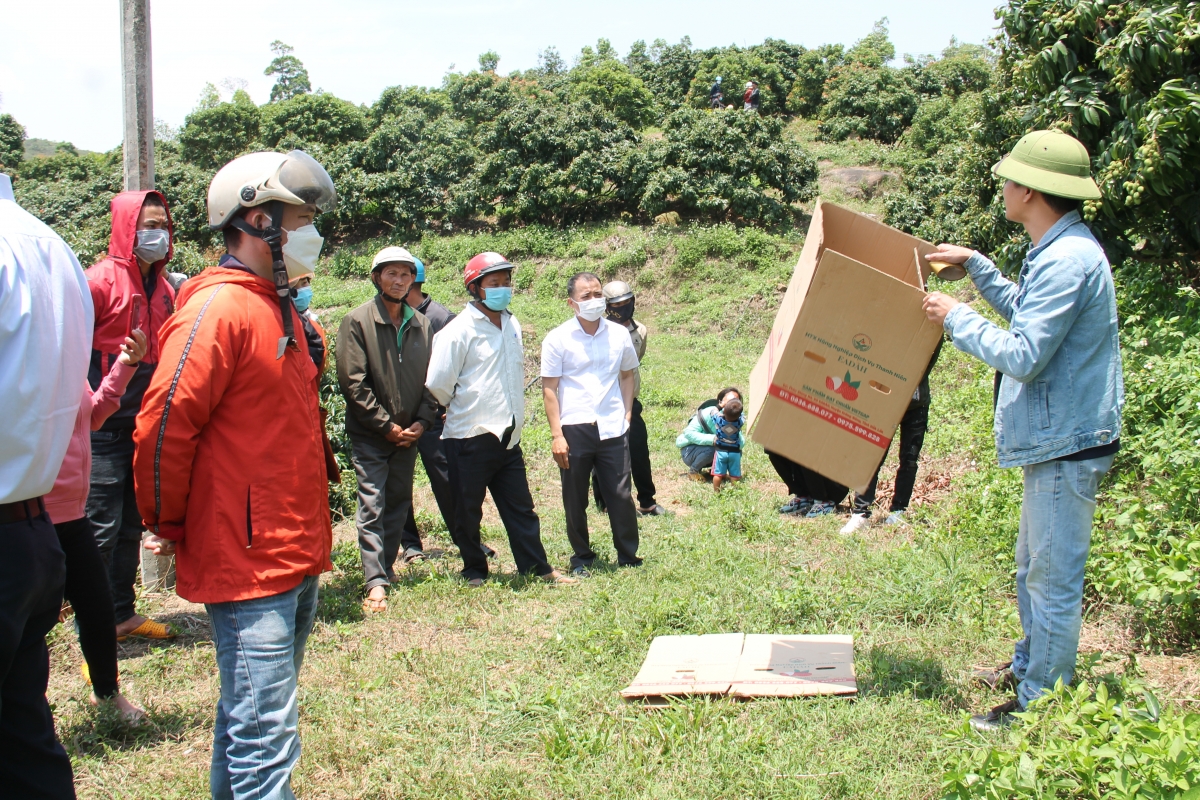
[48,222,1200,799]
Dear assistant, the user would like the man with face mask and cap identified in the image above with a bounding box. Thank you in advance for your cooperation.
[426,252,576,587]
[541,272,643,576]
[135,150,337,800]
[84,190,177,643]
[336,247,439,613]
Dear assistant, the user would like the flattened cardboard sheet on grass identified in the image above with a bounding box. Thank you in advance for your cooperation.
[622,633,856,700]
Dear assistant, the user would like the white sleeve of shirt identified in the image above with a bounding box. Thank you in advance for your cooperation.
[425,318,466,407]
[540,327,564,378]
[0,200,93,504]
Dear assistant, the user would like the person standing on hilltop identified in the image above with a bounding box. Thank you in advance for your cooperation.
[425,252,576,587]
[744,81,761,112]
[137,149,337,798]
[922,130,1123,732]
[84,190,178,644]
[709,76,724,109]
[541,271,643,576]
[591,281,667,517]
[337,247,438,614]
[399,255,497,563]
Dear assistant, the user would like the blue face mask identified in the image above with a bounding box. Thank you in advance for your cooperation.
[293,286,313,313]
[482,286,512,312]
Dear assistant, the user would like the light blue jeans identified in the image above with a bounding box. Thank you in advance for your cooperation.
[206,575,320,800]
[1011,454,1114,709]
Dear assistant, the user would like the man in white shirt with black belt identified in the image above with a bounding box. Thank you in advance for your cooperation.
[426,252,574,587]
[541,271,643,575]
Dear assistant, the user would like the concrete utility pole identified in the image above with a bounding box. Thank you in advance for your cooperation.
[120,0,154,191]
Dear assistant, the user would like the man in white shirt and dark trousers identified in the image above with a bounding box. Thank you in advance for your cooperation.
[0,174,89,798]
[542,272,643,575]
[426,252,575,587]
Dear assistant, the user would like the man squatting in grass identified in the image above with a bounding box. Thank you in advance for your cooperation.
[336,246,438,614]
[138,149,337,799]
[922,130,1124,732]
[542,272,643,576]
[591,280,668,517]
[85,189,178,643]
[398,256,497,561]
[425,252,575,587]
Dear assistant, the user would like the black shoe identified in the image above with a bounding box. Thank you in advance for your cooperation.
[481,544,497,559]
[969,698,1022,733]
[618,559,644,568]
[972,661,1016,692]
[570,565,592,578]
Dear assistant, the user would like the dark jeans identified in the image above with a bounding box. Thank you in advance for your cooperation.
[852,404,930,516]
[443,434,552,581]
[680,444,716,472]
[593,399,657,510]
[86,428,143,625]
[0,510,75,799]
[561,424,641,570]
[350,434,420,591]
[55,517,119,698]
[765,450,848,505]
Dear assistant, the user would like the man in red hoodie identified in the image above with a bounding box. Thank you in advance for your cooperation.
[136,150,335,800]
[85,190,177,641]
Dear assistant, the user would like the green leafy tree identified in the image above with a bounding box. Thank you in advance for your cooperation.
[371,85,450,124]
[626,37,701,114]
[818,63,919,143]
[0,113,26,171]
[178,89,261,170]
[194,82,222,112]
[569,42,655,128]
[260,92,367,149]
[265,40,312,103]
[632,108,818,225]
[444,71,548,127]
[786,45,845,117]
[478,50,500,73]
[845,18,895,67]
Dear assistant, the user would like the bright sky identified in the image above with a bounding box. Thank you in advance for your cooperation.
[2,0,1003,152]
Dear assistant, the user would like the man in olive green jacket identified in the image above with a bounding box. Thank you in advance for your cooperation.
[337,247,438,613]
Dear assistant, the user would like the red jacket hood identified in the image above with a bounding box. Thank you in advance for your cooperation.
[107,190,175,276]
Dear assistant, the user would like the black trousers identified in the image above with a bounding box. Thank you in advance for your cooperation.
[85,429,142,625]
[54,517,119,698]
[0,511,75,799]
[561,424,641,569]
[593,399,657,510]
[853,403,930,515]
[443,434,552,581]
[765,450,848,505]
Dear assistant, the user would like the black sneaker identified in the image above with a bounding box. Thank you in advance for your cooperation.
[969,698,1022,733]
[972,661,1016,692]
[570,565,592,578]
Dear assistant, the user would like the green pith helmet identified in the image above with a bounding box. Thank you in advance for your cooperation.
[992,129,1101,200]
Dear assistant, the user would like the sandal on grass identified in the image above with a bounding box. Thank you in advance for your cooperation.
[361,593,388,614]
[117,618,176,642]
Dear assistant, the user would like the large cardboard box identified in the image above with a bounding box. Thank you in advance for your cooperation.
[748,199,943,492]
[621,633,856,700]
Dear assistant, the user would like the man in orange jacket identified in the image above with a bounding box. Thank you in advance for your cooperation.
[85,190,177,642]
[135,150,336,800]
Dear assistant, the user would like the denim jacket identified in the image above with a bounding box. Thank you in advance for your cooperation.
[943,211,1124,468]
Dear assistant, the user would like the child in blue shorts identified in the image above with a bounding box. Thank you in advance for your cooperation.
[708,397,744,491]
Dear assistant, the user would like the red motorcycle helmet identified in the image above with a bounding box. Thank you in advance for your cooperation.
[463,251,514,289]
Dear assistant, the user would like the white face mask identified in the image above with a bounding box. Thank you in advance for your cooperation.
[280,224,324,281]
[574,297,606,322]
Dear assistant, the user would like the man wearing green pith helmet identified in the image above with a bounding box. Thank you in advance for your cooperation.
[922,130,1124,732]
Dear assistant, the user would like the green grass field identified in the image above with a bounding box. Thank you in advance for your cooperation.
[47,224,1197,799]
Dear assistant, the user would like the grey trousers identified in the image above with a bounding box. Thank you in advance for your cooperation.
[560,424,641,569]
[350,435,419,592]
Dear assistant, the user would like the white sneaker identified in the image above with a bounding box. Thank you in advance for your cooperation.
[839,513,871,535]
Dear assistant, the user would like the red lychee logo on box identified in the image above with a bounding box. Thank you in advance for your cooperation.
[825,371,861,401]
